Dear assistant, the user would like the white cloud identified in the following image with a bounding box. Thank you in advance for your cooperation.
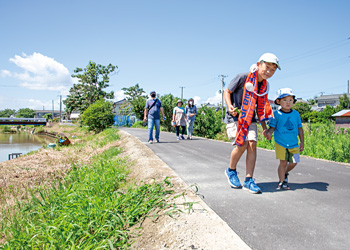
[0,70,12,77]
[193,96,201,105]
[205,91,223,105]
[5,52,73,94]
[114,90,126,101]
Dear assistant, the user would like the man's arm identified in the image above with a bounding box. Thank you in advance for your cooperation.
[160,107,165,118]
[143,108,148,122]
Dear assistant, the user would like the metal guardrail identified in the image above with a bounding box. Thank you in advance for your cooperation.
[8,153,22,160]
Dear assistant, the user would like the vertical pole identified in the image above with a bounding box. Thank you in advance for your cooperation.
[219,75,227,121]
[52,100,54,120]
[59,95,62,122]
[348,80,349,109]
[179,86,185,99]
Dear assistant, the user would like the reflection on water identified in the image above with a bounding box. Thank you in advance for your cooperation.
[0,133,54,163]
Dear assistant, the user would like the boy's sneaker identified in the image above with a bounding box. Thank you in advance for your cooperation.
[177,136,180,140]
[243,179,262,194]
[277,181,290,190]
[225,168,241,188]
[181,135,185,140]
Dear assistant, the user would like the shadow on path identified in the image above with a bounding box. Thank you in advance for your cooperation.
[259,182,329,193]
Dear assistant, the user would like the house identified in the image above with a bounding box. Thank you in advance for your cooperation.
[332,110,350,129]
[34,110,61,119]
[113,99,137,126]
[315,94,350,108]
[113,99,132,115]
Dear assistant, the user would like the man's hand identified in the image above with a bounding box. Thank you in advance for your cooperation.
[300,141,304,152]
[143,117,147,122]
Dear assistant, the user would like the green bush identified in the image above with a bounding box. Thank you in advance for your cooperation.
[193,105,223,139]
[81,99,114,133]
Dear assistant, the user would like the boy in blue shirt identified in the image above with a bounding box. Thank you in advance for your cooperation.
[266,88,304,190]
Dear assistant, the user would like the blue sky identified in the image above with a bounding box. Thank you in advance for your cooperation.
[1,0,349,111]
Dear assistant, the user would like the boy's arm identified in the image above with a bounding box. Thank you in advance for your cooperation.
[224,88,238,116]
[298,127,304,152]
[265,126,275,140]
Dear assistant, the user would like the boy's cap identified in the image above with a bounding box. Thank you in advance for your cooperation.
[150,90,156,94]
[274,88,296,105]
[259,53,281,70]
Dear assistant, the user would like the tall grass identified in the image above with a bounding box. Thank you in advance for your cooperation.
[258,122,350,163]
[0,129,175,249]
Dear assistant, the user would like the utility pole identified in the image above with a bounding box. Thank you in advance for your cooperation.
[52,100,54,120]
[59,95,62,123]
[219,75,228,120]
[348,80,350,109]
[179,86,185,99]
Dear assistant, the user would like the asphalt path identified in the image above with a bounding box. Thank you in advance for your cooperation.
[121,127,350,250]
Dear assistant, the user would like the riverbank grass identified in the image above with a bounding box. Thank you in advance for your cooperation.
[0,128,175,249]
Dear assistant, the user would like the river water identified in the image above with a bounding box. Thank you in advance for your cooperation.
[0,133,54,163]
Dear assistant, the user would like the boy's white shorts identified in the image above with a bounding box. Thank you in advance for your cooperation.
[226,122,257,145]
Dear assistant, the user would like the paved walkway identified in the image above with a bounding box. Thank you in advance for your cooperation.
[121,128,350,250]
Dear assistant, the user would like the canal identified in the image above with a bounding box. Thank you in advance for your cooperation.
[0,133,54,163]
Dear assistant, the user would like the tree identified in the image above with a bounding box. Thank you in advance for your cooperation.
[0,109,16,118]
[193,105,222,138]
[307,98,316,105]
[81,99,114,133]
[64,61,117,115]
[338,94,349,110]
[317,106,336,123]
[293,102,311,121]
[122,84,148,120]
[16,108,35,118]
[43,113,52,119]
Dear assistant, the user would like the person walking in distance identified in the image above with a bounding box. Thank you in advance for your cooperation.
[143,90,165,144]
[172,99,187,140]
[185,98,197,140]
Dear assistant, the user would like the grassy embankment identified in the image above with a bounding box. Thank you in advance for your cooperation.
[0,127,178,249]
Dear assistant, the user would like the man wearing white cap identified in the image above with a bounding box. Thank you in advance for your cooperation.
[224,53,280,194]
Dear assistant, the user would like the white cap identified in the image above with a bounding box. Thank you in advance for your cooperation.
[274,88,296,104]
[259,53,281,70]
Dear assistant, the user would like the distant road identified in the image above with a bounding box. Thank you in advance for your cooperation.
[121,128,350,250]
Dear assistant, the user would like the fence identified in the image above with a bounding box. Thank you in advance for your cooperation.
[114,115,136,127]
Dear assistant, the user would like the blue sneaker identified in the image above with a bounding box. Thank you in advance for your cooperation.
[243,179,262,194]
[225,168,241,188]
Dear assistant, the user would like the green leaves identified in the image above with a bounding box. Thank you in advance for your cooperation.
[81,99,114,133]
[16,108,36,118]
[64,61,117,115]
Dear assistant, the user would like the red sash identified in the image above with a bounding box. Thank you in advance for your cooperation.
[234,70,273,146]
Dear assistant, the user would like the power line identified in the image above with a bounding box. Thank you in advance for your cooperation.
[284,37,350,63]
